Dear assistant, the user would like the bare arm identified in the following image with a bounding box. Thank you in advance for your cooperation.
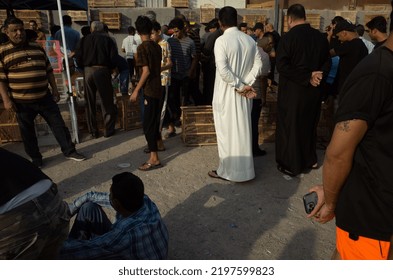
[0,82,14,110]
[161,56,172,72]
[308,119,368,223]
[47,71,60,103]
[130,65,149,102]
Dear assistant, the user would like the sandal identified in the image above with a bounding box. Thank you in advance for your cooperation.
[164,131,176,139]
[138,162,163,171]
[208,170,227,181]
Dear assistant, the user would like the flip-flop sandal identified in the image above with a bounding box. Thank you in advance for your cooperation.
[208,170,227,180]
[310,163,319,169]
[138,162,162,171]
[277,165,297,177]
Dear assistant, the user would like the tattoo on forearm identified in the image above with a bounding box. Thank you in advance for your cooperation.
[337,121,351,132]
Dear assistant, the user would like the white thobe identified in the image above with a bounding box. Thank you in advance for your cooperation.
[213,27,263,182]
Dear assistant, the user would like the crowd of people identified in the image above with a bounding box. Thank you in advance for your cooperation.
[0,2,393,260]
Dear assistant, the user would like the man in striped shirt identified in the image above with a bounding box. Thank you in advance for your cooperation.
[0,17,85,167]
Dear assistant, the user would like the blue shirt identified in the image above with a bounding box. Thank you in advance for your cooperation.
[60,192,169,260]
[54,26,80,54]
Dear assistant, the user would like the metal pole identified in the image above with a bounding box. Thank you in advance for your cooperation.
[56,0,79,143]
[274,0,280,31]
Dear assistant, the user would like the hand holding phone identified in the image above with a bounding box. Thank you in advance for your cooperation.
[303,191,318,214]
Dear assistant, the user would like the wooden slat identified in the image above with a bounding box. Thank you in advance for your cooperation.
[171,0,189,8]
[200,4,215,24]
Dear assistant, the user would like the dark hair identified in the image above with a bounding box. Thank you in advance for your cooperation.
[0,33,9,43]
[219,6,237,28]
[25,29,37,41]
[63,15,72,26]
[81,25,91,36]
[152,21,161,32]
[331,16,345,25]
[209,18,220,29]
[135,16,153,35]
[168,17,184,31]
[287,4,306,21]
[355,24,365,36]
[103,23,109,33]
[127,26,135,35]
[238,22,247,29]
[366,15,387,33]
[50,24,60,36]
[4,17,24,27]
[111,172,144,213]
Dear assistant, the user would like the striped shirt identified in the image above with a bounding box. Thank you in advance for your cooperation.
[0,41,52,102]
[167,36,195,80]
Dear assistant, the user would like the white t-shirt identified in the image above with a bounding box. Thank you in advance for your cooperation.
[121,35,138,59]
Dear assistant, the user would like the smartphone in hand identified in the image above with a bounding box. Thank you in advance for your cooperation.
[303,191,318,214]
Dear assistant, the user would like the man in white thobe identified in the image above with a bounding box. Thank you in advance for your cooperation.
[208,6,262,182]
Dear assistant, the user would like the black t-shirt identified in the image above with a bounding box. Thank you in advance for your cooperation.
[334,38,369,92]
[0,148,49,206]
[334,46,393,241]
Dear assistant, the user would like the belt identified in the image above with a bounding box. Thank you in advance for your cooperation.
[89,65,107,68]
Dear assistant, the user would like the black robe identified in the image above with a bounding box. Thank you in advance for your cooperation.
[275,23,330,175]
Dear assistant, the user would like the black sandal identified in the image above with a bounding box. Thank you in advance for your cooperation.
[277,165,297,177]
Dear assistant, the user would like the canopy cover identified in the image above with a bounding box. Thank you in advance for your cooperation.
[0,0,88,11]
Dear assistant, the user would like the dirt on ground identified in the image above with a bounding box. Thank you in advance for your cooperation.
[2,128,336,260]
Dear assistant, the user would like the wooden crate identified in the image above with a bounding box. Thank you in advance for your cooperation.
[363,4,391,12]
[258,90,277,144]
[181,106,217,146]
[200,4,215,24]
[247,1,274,9]
[99,12,122,30]
[364,13,390,25]
[306,14,322,30]
[67,10,88,22]
[171,0,189,8]
[90,0,136,7]
[0,108,22,143]
[116,96,142,131]
[335,11,357,24]
[242,14,267,27]
[15,10,44,29]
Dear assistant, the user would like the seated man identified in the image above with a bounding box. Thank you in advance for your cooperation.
[59,172,168,259]
[0,148,69,260]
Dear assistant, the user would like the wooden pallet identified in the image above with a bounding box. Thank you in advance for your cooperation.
[89,0,136,7]
[0,108,22,143]
[247,1,274,9]
[242,14,267,27]
[116,96,142,131]
[171,0,189,8]
[335,10,357,24]
[99,12,122,30]
[181,106,217,146]
[306,14,322,30]
[364,13,390,25]
[363,4,391,12]
[67,10,88,22]
[200,4,216,24]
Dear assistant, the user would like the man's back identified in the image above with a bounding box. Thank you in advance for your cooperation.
[55,26,80,54]
[277,24,329,81]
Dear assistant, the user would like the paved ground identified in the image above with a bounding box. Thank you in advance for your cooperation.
[2,127,336,260]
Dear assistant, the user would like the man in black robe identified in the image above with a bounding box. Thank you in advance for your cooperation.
[275,4,330,176]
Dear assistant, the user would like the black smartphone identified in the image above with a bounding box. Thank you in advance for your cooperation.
[303,191,318,214]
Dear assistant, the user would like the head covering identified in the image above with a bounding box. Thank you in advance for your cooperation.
[333,20,356,35]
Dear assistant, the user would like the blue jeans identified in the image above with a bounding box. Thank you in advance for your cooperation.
[119,69,130,96]
[69,202,112,240]
[0,184,70,259]
[14,94,75,160]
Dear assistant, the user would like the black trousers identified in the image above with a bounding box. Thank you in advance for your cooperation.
[143,95,161,152]
[15,94,75,160]
[167,77,188,123]
[84,66,117,135]
[126,58,135,79]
